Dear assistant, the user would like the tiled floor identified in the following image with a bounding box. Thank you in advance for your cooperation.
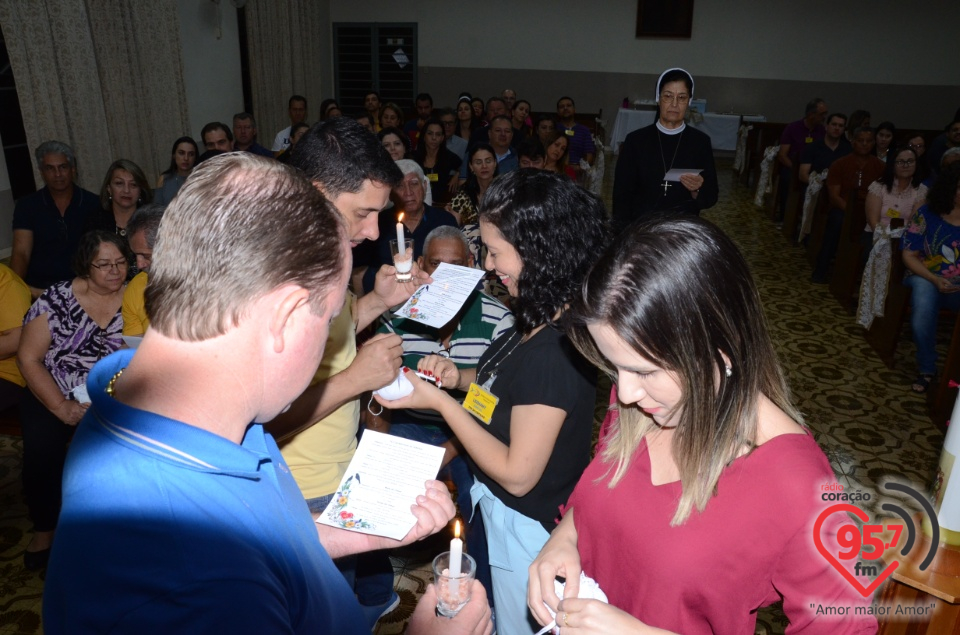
[0,156,950,634]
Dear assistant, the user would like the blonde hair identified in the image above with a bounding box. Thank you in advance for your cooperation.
[567,216,802,525]
[146,153,346,341]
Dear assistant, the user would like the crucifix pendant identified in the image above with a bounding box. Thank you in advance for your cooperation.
[661,180,671,195]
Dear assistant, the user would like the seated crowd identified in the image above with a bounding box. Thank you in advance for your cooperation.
[2,77,956,634]
[776,99,960,394]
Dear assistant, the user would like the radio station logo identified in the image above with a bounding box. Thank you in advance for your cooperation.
[814,481,938,597]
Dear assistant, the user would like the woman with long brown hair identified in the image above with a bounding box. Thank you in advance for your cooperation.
[529,215,875,634]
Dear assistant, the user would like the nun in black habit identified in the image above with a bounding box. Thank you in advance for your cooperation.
[612,68,719,232]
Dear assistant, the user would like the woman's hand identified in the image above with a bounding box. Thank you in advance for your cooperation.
[529,512,583,627]
[553,598,655,634]
[54,399,89,426]
[678,173,704,194]
[418,355,463,391]
[374,367,450,412]
[934,275,960,293]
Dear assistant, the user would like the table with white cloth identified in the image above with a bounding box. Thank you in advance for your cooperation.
[609,109,760,153]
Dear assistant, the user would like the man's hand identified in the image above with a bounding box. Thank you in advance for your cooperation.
[316,480,456,558]
[345,333,403,393]
[407,581,493,635]
[399,479,456,545]
[372,261,433,310]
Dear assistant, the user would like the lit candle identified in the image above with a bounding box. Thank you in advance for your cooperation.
[449,520,463,597]
[396,212,405,253]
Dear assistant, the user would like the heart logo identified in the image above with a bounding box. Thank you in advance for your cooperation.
[813,503,899,597]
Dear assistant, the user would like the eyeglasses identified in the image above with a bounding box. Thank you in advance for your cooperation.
[895,159,916,166]
[91,259,129,272]
[440,120,456,126]
[660,92,690,105]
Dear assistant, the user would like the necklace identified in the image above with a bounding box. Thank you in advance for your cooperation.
[477,330,523,390]
[657,128,684,197]
[106,368,124,398]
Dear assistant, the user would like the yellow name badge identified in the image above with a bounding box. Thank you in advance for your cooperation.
[565,129,575,136]
[463,382,499,424]
[805,136,814,143]
[427,172,439,182]
[886,207,901,219]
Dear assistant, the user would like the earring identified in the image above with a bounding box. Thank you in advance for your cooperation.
[725,366,733,378]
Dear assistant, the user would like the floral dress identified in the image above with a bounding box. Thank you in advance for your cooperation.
[902,206,960,281]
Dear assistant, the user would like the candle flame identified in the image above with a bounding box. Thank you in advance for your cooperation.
[398,212,405,222]
[454,520,461,539]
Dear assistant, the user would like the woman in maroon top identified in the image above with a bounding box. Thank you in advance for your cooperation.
[528,216,876,634]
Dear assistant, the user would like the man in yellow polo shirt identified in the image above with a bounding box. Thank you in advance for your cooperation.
[121,204,165,337]
[269,118,430,628]
[0,263,31,410]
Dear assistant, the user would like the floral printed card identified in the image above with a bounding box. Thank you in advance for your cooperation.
[394,262,486,328]
[316,430,445,540]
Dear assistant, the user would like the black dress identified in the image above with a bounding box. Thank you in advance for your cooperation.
[612,123,719,232]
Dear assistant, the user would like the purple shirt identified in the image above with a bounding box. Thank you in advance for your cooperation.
[779,119,825,163]
[557,123,596,165]
[23,280,123,397]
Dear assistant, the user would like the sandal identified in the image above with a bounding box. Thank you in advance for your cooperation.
[911,374,936,394]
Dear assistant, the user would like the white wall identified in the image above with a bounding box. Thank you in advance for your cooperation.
[330,0,957,86]
[177,0,245,144]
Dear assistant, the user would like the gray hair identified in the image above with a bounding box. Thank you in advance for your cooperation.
[423,225,470,256]
[942,147,960,167]
[126,203,165,249]
[394,159,433,205]
[35,141,77,169]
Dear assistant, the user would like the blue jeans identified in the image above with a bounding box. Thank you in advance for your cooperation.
[389,417,494,607]
[905,274,960,374]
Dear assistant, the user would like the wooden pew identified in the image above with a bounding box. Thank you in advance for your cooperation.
[863,220,910,368]
[780,162,805,241]
[929,312,960,430]
[805,187,832,268]
[829,194,868,312]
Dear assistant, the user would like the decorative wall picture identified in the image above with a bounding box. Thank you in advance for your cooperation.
[636,0,694,38]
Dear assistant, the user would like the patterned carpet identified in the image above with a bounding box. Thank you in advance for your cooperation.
[0,156,949,634]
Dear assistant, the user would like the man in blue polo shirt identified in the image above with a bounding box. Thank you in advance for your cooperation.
[11,141,100,298]
[43,153,491,635]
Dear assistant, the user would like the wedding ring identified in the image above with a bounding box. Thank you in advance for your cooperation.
[562,612,569,627]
